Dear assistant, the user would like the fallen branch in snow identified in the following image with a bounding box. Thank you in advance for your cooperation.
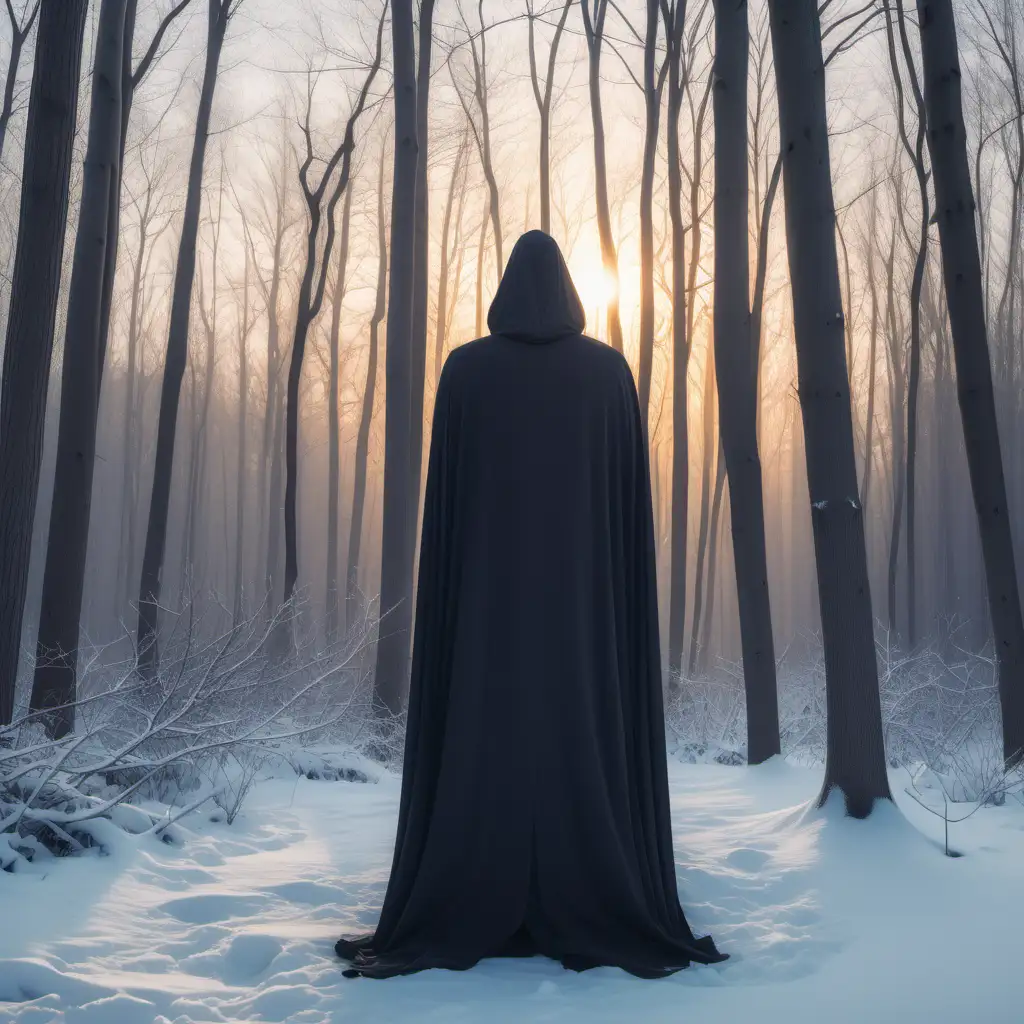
[1,593,381,868]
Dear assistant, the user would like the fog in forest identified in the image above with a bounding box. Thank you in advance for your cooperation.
[0,0,1021,734]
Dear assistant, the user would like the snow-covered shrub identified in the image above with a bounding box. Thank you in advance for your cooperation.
[0,594,380,868]
[665,619,1007,797]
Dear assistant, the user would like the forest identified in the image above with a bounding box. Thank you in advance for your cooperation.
[0,0,1022,1015]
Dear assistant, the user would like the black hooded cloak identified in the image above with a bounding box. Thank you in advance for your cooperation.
[336,230,727,979]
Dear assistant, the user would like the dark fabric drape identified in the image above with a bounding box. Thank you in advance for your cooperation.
[337,231,727,979]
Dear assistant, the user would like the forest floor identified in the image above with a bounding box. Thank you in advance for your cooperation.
[0,755,1021,1024]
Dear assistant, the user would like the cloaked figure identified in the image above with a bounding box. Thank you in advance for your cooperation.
[336,231,727,979]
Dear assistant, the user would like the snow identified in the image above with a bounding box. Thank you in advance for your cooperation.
[2,757,1023,1023]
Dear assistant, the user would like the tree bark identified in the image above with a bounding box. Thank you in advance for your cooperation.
[768,0,891,816]
[375,0,419,716]
[409,0,435,562]
[637,0,663,433]
[916,0,1024,768]
[326,185,353,641]
[580,0,623,352]
[0,0,87,727]
[665,3,688,683]
[29,0,128,736]
[434,127,468,387]
[136,0,233,676]
[713,0,780,764]
[527,0,572,234]
[283,36,382,614]
[347,141,387,627]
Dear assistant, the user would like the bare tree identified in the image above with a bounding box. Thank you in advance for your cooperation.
[409,0,436,558]
[580,0,623,352]
[768,0,891,816]
[526,0,572,233]
[883,0,929,646]
[347,136,388,625]
[916,0,1024,768]
[0,0,39,166]
[453,0,503,277]
[663,0,689,682]
[0,0,88,727]
[712,0,779,763]
[326,184,353,641]
[136,0,243,676]
[29,0,129,737]
[375,0,419,715]
[637,0,668,431]
[434,123,469,386]
[282,39,383,612]
[233,213,259,627]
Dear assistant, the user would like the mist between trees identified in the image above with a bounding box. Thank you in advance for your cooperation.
[0,0,1021,815]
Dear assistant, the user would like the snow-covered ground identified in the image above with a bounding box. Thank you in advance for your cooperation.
[1,756,1022,1024]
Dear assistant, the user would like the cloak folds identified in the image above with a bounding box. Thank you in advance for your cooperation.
[336,230,727,979]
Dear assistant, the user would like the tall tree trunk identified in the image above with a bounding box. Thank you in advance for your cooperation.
[637,0,663,432]
[117,177,156,611]
[713,0,779,764]
[474,201,487,337]
[0,0,88,727]
[136,0,233,676]
[884,226,906,637]
[347,143,387,626]
[581,0,623,352]
[666,7,688,683]
[916,0,1024,768]
[698,443,726,675]
[768,0,891,816]
[434,127,468,386]
[689,345,716,677]
[409,0,435,560]
[375,0,419,715]
[326,185,353,641]
[30,0,128,736]
[233,236,254,627]
[527,0,572,234]
[860,187,880,514]
[884,0,930,647]
[283,33,381,614]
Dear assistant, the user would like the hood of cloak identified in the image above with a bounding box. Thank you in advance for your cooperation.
[486,230,586,343]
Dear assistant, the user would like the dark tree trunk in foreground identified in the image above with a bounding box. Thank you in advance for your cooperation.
[0,0,87,727]
[37,0,194,708]
[713,0,780,764]
[137,0,235,676]
[347,144,387,626]
[0,1,40,166]
[917,0,1024,768]
[375,0,418,716]
[30,0,128,737]
[768,0,891,816]
[326,186,353,641]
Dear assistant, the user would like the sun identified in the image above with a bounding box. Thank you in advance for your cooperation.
[571,257,620,314]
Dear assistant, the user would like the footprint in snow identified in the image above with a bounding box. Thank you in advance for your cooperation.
[725,848,771,873]
[159,892,268,925]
